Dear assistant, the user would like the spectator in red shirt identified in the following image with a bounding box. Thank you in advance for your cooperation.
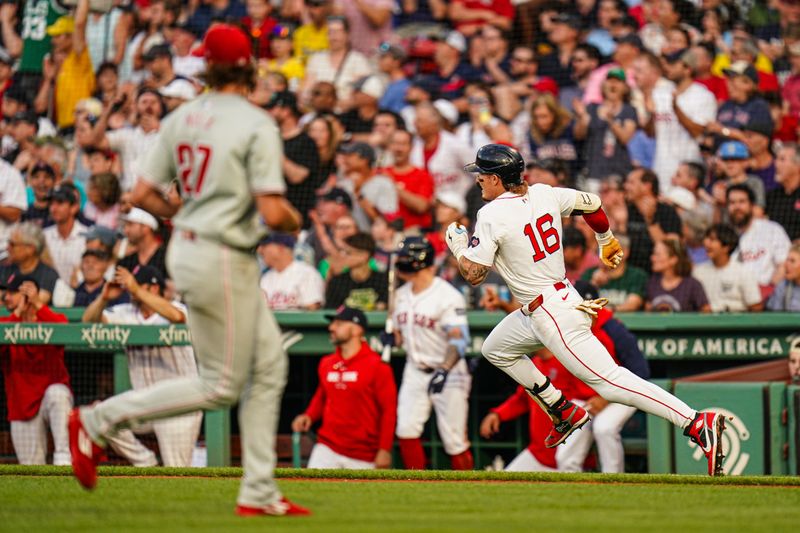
[383,129,434,230]
[292,307,397,469]
[692,43,728,103]
[448,0,514,37]
[782,42,800,118]
[241,0,278,59]
[0,274,71,465]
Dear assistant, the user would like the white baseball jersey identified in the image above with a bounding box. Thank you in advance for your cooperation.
[733,218,792,286]
[410,131,474,197]
[464,184,584,303]
[392,277,469,369]
[259,260,325,310]
[103,301,198,389]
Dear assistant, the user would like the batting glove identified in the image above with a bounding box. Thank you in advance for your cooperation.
[428,369,448,394]
[379,331,396,349]
[575,298,610,318]
[446,222,469,260]
[597,233,624,268]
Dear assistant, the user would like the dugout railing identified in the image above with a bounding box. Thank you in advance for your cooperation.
[0,311,798,473]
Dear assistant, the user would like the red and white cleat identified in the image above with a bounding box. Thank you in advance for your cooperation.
[68,408,104,490]
[236,498,312,517]
[684,411,726,476]
[544,398,590,448]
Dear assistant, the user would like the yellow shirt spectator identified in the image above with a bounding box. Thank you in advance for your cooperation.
[55,47,95,129]
[293,23,328,62]
[267,57,305,90]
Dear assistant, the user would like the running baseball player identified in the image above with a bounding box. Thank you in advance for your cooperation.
[68,24,310,516]
[387,236,474,470]
[447,143,726,476]
[81,265,202,468]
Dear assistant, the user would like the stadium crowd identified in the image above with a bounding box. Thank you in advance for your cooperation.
[1,0,800,470]
[0,0,797,313]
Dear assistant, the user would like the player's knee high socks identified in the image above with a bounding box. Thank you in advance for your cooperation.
[450,450,474,470]
[398,438,426,469]
[481,349,563,406]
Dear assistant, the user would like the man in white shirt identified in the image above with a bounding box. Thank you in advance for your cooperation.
[410,102,474,198]
[0,158,27,259]
[82,265,202,467]
[91,88,163,190]
[694,223,763,312]
[42,184,88,283]
[258,233,325,310]
[338,142,398,230]
[652,49,717,194]
[727,184,792,296]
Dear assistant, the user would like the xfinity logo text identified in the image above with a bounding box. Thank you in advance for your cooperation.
[3,323,54,344]
[80,324,131,347]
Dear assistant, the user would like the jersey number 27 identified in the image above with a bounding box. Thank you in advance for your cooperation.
[523,214,560,262]
[176,143,212,197]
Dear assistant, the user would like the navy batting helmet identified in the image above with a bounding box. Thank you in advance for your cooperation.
[464,144,525,186]
[396,235,435,273]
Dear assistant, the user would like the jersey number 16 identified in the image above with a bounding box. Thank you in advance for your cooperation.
[523,214,560,262]
[176,143,213,198]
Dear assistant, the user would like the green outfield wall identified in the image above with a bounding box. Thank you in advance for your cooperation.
[0,311,797,472]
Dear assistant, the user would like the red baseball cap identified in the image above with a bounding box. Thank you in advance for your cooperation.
[192,24,252,66]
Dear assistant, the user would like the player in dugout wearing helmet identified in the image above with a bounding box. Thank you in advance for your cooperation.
[382,236,474,470]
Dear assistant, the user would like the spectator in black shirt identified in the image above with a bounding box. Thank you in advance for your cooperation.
[767,143,800,240]
[338,76,385,141]
[73,249,116,307]
[537,12,581,89]
[4,111,38,169]
[22,162,56,228]
[325,232,388,311]
[265,90,322,225]
[117,208,168,280]
[624,168,682,272]
[4,222,59,304]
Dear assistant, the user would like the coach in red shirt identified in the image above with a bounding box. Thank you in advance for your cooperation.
[0,274,72,465]
[292,306,397,469]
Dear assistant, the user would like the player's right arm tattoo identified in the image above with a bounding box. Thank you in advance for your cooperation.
[458,256,490,286]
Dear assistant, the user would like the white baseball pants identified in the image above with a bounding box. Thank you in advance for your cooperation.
[396,359,471,455]
[11,384,72,465]
[505,449,556,472]
[81,235,288,508]
[482,281,695,430]
[307,443,375,469]
[105,411,203,467]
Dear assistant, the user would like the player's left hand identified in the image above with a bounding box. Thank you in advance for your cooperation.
[445,222,469,259]
[374,449,392,469]
[575,298,609,318]
[428,369,448,395]
[599,237,624,268]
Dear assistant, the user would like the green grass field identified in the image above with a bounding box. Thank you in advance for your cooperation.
[2,467,800,532]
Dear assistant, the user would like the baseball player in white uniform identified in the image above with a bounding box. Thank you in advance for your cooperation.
[446,144,727,476]
[388,236,474,470]
[81,265,202,467]
[69,25,311,515]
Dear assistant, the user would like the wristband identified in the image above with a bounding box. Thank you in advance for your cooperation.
[595,230,614,246]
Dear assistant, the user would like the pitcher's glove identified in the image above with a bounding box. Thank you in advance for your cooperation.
[428,369,448,395]
[598,237,624,268]
[575,298,609,317]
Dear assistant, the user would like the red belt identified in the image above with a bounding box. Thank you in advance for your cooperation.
[526,281,566,314]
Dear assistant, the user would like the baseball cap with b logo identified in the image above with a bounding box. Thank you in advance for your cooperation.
[192,24,252,66]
